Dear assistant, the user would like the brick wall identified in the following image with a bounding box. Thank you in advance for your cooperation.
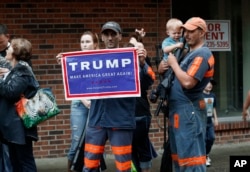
[1,0,249,159]
[215,120,250,144]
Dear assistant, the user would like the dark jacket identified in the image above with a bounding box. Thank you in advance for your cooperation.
[135,62,155,117]
[89,97,136,129]
[0,61,39,145]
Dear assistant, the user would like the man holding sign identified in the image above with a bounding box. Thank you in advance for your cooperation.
[83,21,144,172]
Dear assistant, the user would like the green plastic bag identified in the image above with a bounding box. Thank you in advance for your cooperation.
[15,88,60,128]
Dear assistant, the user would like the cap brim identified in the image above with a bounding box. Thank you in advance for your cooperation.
[101,28,119,33]
[182,23,198,31]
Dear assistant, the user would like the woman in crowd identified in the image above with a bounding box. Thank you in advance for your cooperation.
[57,31,100,172]
[0,38,39,172]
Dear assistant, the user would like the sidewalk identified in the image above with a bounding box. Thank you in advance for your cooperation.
[36,142,250,172]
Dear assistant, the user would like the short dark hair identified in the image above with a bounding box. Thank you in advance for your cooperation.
[0,24,8,35]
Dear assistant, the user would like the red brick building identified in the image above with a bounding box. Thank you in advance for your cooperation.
[0,0,250,159]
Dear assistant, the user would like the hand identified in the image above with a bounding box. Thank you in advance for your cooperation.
[136,48,147,66]
[56,53,62,64]
[167,52,178,67]
[176,42,184,49]
[213,118,219,127]
[135,28,146,38]
[81,99,91,109]
[242,110,249,121]
[0,67,10,77]
[158,60,169,74]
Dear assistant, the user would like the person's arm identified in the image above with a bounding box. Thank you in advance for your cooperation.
[140,62,155,85]
[56,53,62,64]
[135,28,146,38]
[157,60,169,75]
[137,48,155,80]
[167,52,198,89]
[213,107,219,126]
[0,70,29,102]
[137,48,147,67]
[242,90,250,120]
[163,42,183,54]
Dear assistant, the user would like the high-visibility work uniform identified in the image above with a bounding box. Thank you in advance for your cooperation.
[83,97,136,172]
[168,46,215,172]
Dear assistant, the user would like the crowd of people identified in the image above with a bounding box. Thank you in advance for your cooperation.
[0,16,249,172]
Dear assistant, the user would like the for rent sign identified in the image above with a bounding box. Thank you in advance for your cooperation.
[61,48,140,100]
[205,20,231,51]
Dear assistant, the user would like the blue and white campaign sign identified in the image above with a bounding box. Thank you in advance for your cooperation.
[61,48,140,100]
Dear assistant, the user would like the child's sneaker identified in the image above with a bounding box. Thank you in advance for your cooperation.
[207,156,211,163]
[206,156,211,167]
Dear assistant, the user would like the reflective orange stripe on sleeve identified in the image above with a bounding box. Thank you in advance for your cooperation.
[147,66,156,80]
[204,69,214,77]
[85,143,105,154]
[187,57,203,77]
[204,55,215,77]
[208,55,215,67]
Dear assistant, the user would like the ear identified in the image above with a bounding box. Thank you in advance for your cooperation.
[101,34,105,42]
[118,34,122,41]
[200,30,206,37]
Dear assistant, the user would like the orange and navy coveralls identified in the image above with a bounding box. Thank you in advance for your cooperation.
[168,46,215,172]
[83,93,136,171]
